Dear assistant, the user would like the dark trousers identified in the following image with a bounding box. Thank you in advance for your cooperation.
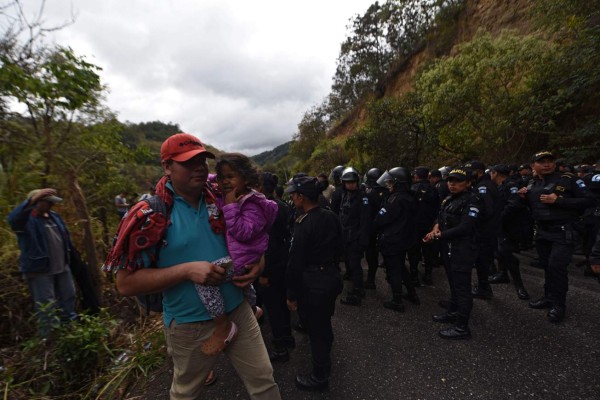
[345,243,364,291]
[407,229,436,277]
[261,273,291,349]
[365,234,379,282]
[536,226,576,307]
[442,262,473,322]
[298,297,336,380]
[383,251,410,295]
[475,233,496,285]
[497,234,524,285]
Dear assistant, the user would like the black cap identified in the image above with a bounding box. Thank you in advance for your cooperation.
[490,164,510,175]
[285,176,319,198]
[465,160,486,171]
[532,151,555,162]
[447,168,469,181]
[518,164,531,171]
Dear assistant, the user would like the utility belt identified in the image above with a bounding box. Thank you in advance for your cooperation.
[536,221,572,233]
[305,263,338,273]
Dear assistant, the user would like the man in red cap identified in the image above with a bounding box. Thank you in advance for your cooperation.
[105,133,281,400]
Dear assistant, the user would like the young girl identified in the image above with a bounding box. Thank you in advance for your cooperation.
[198,153,278,356]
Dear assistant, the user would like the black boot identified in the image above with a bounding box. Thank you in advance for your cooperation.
[438,315,471,340]
[269,348,290,362]
[383,293,405,312]
[529,297,553,309]
[432,311,457,323]
[515,286,530,300]
[295,373,328,391]
[547,305,566,323]
[340,292,361,306]
[472,284,493,299]
[489,271,510,284]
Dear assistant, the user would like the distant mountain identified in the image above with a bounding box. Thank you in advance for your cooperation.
[251,141,291,166]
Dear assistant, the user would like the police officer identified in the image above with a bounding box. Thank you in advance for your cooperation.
[424,168,481,340]
[329,165,345,215]
[338,167,371,306]
[285,176,343,391]
[488,165,530,300]
[465,160,500,299]
[363,168,387,289]
[519,151,594,323]
[581,161,600,277]
[429,169,450,204]
[408,166,439,286]
[373,167,419,312]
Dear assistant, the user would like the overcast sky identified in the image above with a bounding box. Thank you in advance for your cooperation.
[13,0,373,155]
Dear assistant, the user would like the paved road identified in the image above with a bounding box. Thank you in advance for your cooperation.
[134,251,600,399]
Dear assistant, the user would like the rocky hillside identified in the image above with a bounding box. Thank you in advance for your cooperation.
[329,0,534,138]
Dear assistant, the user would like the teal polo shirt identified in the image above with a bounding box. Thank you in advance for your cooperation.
[157,185,243,325]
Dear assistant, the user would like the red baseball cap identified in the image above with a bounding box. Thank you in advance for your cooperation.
[160,133,215,162]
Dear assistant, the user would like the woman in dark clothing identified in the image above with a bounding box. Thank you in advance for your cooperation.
[285,176,343,392]
[424,168,481,340]
[258,172,294,361]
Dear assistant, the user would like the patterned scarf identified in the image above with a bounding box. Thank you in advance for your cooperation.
[103,175,225,272]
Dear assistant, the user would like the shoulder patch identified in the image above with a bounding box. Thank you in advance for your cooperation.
[478,186,487,194]
[510,186,519,194]
[468,207,480,218]
[576,179,586,188]
[555,185,565,192]
[362,197,369,205]
[592,174,600,182]
[378,207,387,216]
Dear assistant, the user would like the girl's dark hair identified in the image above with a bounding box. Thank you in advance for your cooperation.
[215,153,259,187]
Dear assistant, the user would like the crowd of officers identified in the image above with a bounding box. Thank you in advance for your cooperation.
[263,150,599,391]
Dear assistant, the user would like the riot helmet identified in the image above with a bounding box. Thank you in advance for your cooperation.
[341,167,360,182]
[376,167,410,187]
[364,167,382,183]
[330,165,345,185]
[438,166,451,179]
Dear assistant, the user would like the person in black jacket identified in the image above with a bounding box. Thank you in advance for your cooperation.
[465,161,500,300]
[363,168,387,289]
[285,176,343,392]
[338,167,371,306]
[488,165,530,300]
[373,167,419,312]
[408,167,440,286]
[519,151,594,323]
[258,172,294,362]
[424,168,481,340]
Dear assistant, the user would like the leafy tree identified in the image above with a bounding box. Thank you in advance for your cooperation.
[415,31,561,162]
[290,104,329,168]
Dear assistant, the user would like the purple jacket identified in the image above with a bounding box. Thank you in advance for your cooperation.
[217,190,278,272]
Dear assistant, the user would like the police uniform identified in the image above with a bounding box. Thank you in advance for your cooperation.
[339,182,371,305]
[526,152,594,322]
[466,161,500,298]
[364,181,387,288]
[581,167,600,275]
[373,167,418,311]
[408,176,440,286]
[488,165,530,300]
[432,169,481,339]
[286,180,343,389]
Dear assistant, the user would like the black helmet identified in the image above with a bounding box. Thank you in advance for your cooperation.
[364,168,382,183]
[341,167,360,182]
[330,165,345,184]
[377,167,410,187]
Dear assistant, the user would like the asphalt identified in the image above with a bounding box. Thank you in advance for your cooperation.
[134,251,600,400]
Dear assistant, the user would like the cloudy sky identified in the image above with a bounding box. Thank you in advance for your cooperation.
[13,0,373,155]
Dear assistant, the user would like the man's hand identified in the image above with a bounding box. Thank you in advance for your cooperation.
[31,188,57,203]
[184,261,226,286]
[286,299,298,311]
[423,225,441,243]
[517,187,528,199]
[540,193,558,204]
[233,255,265,287]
